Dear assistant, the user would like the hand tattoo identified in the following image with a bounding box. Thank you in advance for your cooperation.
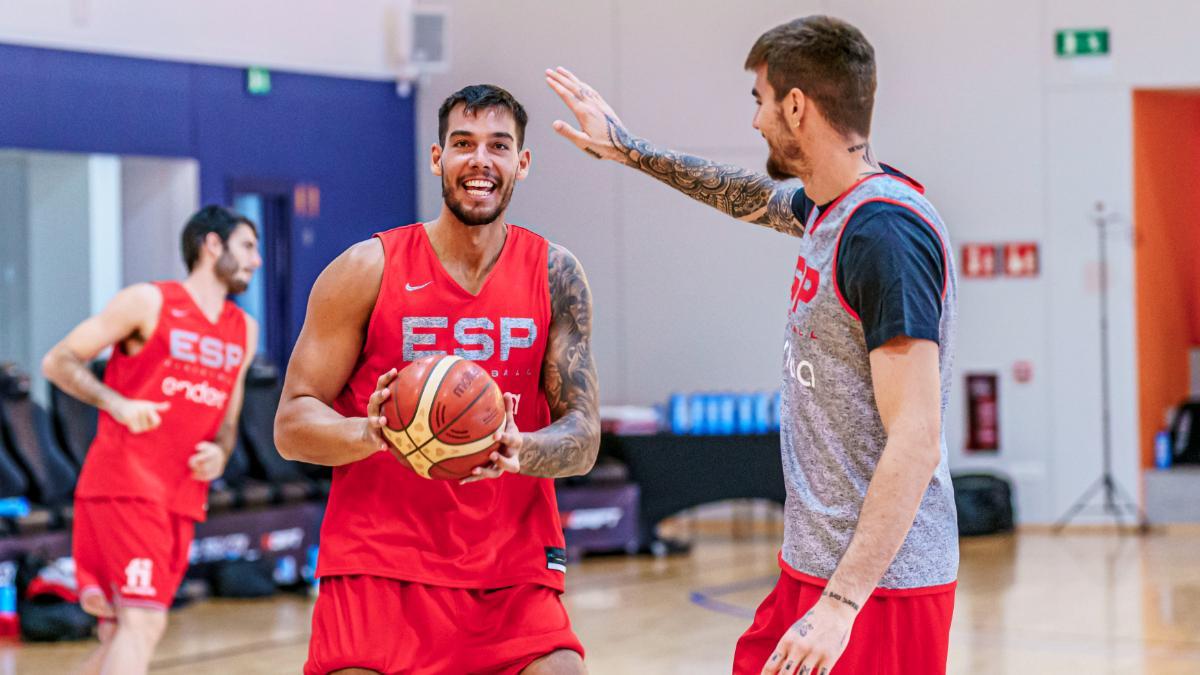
[603,115,805,237]
[797,667,810,675]
[517,245,601,477]
[784,661,794,672]
[584,148,602,159]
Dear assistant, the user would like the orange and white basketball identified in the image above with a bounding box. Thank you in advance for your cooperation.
[382,354,506,480]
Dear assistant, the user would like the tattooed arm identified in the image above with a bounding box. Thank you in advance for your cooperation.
[469,243,601,482]
[546,67,805,237]
[518,244,601,477]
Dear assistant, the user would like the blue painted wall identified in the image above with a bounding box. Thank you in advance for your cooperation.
[0,43,416,351]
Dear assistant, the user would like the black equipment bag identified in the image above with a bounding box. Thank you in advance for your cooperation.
[951,473,1015,536]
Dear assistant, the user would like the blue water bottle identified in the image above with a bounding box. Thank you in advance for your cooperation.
[717,394,736,435]
[1155,430,1173,469]
[736,394,755,434]
[689,394,707,435]
[0,561,17,638]
[705,394,722,436]
[753,392,771,434]
[770,390,783,431]
[669,394,690,435]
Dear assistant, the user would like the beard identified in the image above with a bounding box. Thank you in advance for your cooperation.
[441,170,515,227]
[764,134,810,181]
[215,249,249,295]
[764,109,810,180]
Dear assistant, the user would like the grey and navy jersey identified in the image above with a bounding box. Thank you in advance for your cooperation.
[780,166,959,590]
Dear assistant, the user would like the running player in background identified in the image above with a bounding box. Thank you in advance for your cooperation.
[42,205,260,675]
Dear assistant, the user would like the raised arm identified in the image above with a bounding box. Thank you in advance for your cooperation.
[546,67,804,237]
[274,239,392,466]
[42,283,169,433]
[515,244,602,478]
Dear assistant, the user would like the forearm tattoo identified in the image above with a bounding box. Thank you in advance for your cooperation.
[822,589,861,611]
[520,245,601,477]
[605,116,805,237]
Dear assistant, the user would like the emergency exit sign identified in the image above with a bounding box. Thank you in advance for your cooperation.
[1056,29,1110,57]
[246,67,272,95]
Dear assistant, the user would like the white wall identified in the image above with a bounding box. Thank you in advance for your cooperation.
[120,156,199,285]
[0,0,402,79]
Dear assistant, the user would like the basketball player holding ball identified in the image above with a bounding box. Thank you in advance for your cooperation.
[275,85,600,675]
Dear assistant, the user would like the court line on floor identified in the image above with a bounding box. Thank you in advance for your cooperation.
[689,575,777,619]
[149,634,310,671]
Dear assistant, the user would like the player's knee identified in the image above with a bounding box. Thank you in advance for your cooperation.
[96,618,117,644]
[521,649,586,675]
[117,607,168,645]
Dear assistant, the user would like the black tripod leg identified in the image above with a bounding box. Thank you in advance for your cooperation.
[1053,476,1106,532]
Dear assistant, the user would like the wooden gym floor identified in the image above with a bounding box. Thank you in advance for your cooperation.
[4,516,1199,674]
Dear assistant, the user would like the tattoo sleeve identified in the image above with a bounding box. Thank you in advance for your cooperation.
[605,116,805,237]
[519,244,601,478]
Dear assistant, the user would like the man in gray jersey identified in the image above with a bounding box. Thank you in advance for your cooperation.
[548,15,958,675]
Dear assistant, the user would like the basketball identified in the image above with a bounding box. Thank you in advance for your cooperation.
[381,354,506,480]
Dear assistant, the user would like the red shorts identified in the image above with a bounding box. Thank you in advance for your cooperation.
[305,575,584,675]
[733,569,955,675]
[72,497,195,612]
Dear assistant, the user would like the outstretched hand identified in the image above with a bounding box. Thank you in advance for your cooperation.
[545,67,629,162]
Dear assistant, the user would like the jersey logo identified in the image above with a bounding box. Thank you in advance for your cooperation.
[169,329,244,373]
[403,317,537,363]
[545,547,567,573]
[162,376,230,408]
[783,341,817,390]
[405,281,432,292]
[790,255,820,311]
[170,308,188,318]
[121,558,156,597]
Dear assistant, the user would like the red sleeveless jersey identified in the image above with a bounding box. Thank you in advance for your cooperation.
[320,223,565,590]
[75,281,248,521]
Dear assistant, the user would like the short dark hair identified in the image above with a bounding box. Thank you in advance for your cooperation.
[437,84,529,149]
[744,16,876,138]
[180,205,257,272]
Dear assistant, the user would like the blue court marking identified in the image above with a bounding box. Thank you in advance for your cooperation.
[688,575,778,619]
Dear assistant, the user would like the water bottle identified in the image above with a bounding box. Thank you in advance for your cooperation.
[0,561,18,639]
[770,390,783,431]
[705,394,722,436]
[1155,430,1173,469]
[753,392,771,434]
[669,394,690,435]
[718,394,736,435]
[688,394,707,435]
[274,555,299,585]
[736,394,755,434]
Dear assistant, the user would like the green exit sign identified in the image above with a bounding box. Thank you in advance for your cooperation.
[1056,29,1110,57]
[246,67,272,95]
